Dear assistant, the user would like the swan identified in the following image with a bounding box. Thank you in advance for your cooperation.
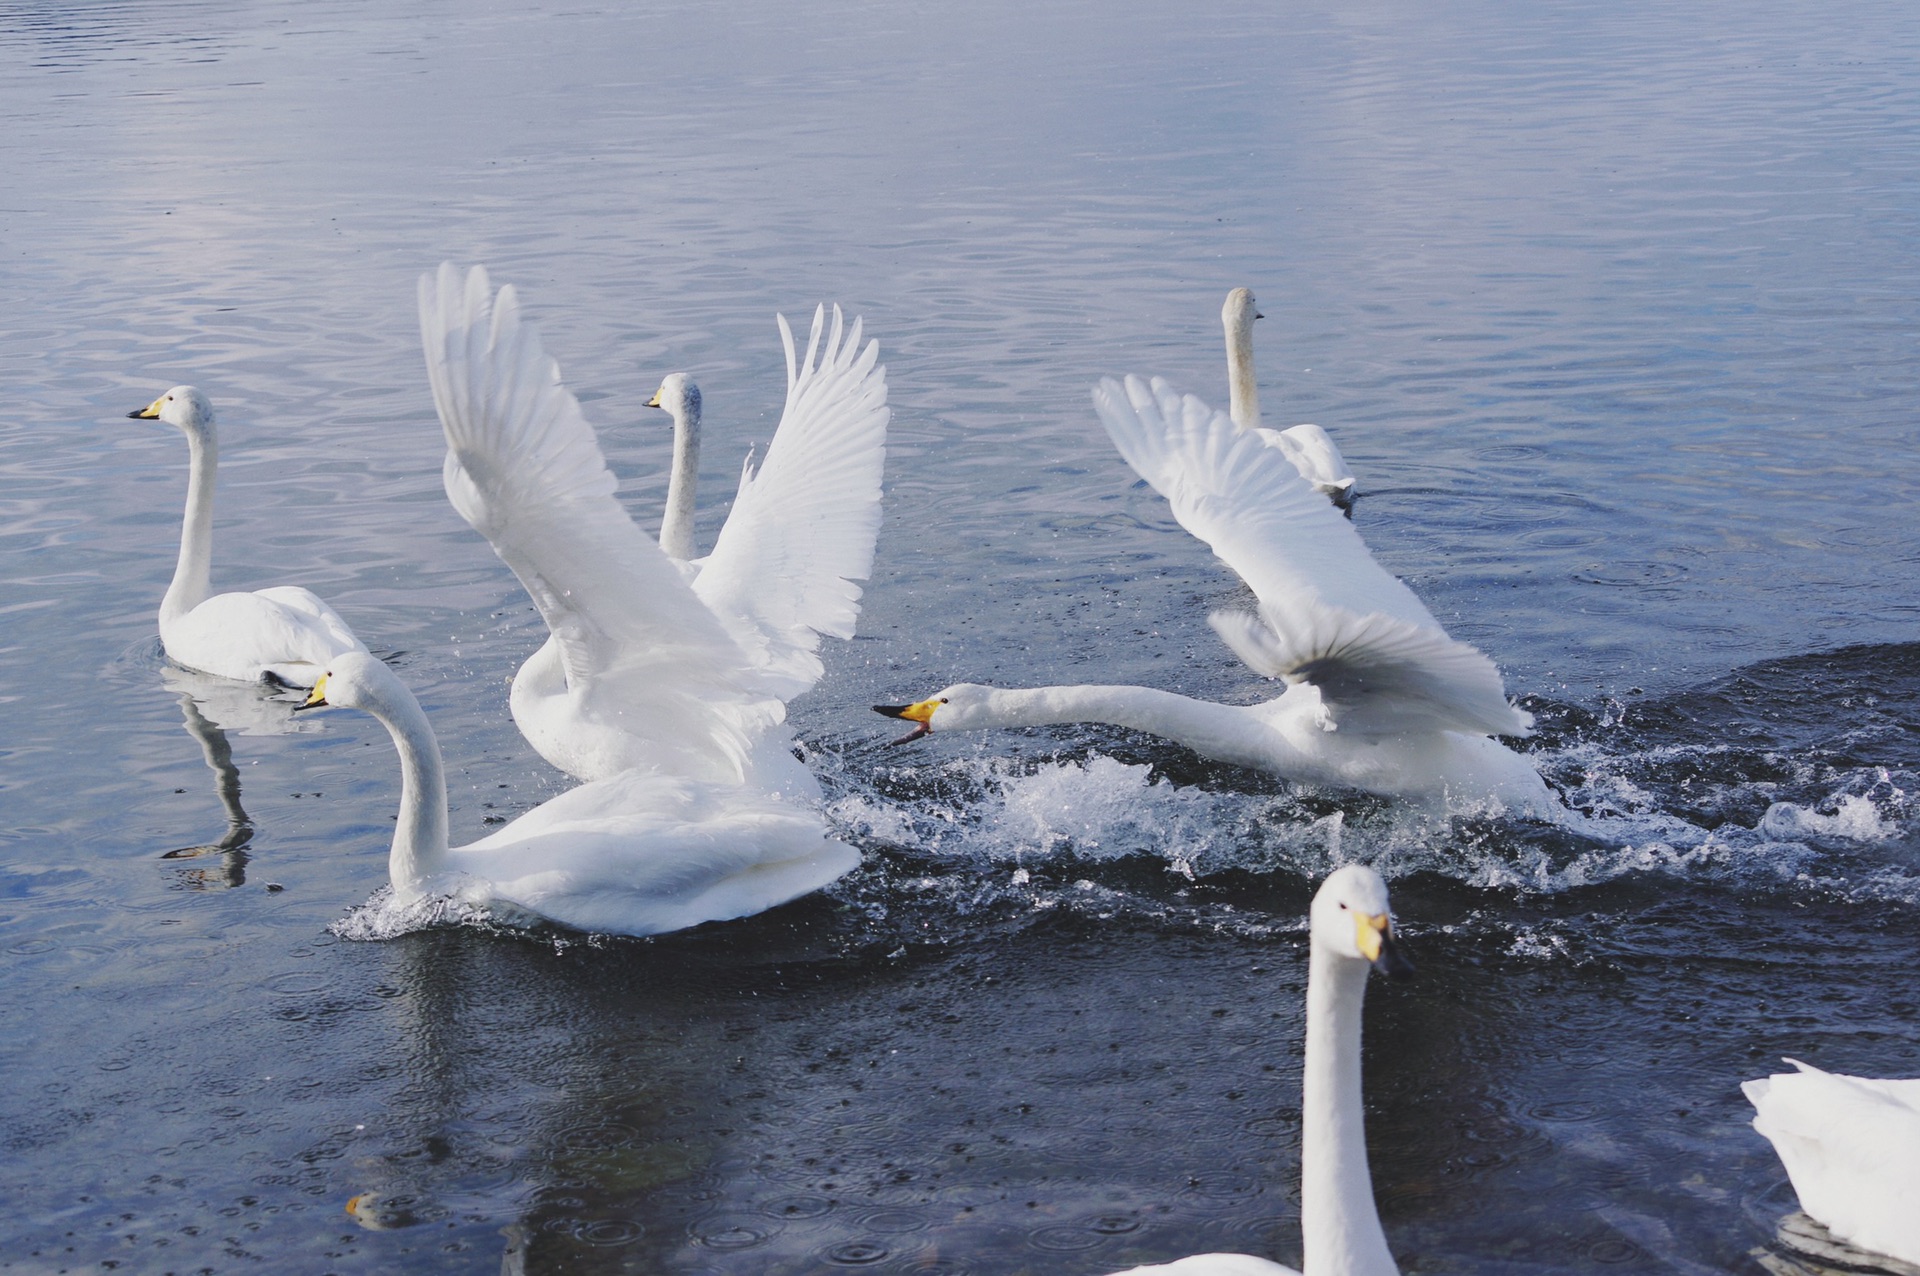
[1744,1059,1920,1267]
[1106,864,1413,1276]
[296,652,858,936]
[876,376,1556,816]
[127,386,367,686]
[1223,288,1355,507]
[418,262,889,786]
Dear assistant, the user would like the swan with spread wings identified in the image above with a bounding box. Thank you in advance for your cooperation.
[877,375,1553,816]
[419,263,889,798]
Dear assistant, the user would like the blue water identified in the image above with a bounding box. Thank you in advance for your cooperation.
[3,0,1919,1271]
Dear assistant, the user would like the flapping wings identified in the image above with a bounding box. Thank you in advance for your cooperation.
[418,263,779,777]
[1093,375,1530,739]
[693,304,889,701]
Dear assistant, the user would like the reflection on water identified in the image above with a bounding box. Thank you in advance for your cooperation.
[157,682,255,889]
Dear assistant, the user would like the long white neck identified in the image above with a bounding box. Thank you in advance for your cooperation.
[660,399,701,561]
[960,685,1273,769]
[1301,942,1397,1276]
[366,686,450,898]
[163,424,218,627]
[1226,306,1261,432]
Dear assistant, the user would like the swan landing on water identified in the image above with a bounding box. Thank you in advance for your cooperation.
[878,376,1556,817]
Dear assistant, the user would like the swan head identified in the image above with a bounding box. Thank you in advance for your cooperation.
[872,682,994,744]
[1222,287,1263,334]
[1309,864,1413,978]
[293,651,405,716]
[647,373,701,427]
[128,385,214,433]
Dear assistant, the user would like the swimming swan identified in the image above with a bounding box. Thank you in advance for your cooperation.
[128,386,366,686]
[877,377,1555,816]
[418,263,889,787]
[1744,1059,1920,1268]
[298,652,858,936]
[1106,864,1413,1276]
[1223,288,1355,507]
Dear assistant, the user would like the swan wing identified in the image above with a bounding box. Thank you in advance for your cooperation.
[693,305,890,701]
[1256,423,1355,494]
[1745,1060,1920,1266]
[1210,604,1532,737]
[1093,375,1435,631]
[418,263,778,775]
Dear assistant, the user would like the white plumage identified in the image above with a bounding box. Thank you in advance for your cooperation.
[1223,287,1355,505]
[301,653,856,938]
[1104,865,1411,1276]
[878,377,1553,815]
[128,386,366,687]
[1745,1059,1920,1268]
[417,263,889,789]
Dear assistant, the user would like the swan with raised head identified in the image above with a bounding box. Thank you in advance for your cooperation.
[877,377,1555,816]
[1744,1059,1920,1268]
[1223,288,1355,507]
[418,263,889,787]
[127,386,366,686]
[1105,864,1412,1276]
[297,652,855,936]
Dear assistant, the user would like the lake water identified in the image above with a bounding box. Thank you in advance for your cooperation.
[3,0,1919,1272]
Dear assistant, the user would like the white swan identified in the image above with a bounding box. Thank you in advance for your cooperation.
[1744,1059,1920,1267]
[1106,864,1412,1276]
[297,652,856,936]
[1223,288,1355,507]
[877,377,1555,816]
[418,263,889,786]
[128,386,366,686]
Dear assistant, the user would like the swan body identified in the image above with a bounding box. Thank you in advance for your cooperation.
[1224,288,1355,505]
[418,263,889,786]
[1744,1059,1920,1267]
[129,386,366,686]
[1106,865,1411,1276]
[878,378,1554,816]
[301,652,858,937]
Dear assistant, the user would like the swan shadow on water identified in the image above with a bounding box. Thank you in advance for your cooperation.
[158,680,255,889]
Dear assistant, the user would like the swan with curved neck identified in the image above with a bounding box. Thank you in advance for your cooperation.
[419,263,889,787]
[1223,288,1355,507]
[127,386,365,686]
[648,372,703,563]
[877,377,1556,818]
[299,652,857,936]
[1105,864,1412,1276]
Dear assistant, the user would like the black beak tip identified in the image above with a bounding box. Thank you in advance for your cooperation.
[291,699,325,713]
[1374,943,1415,981]
[126,409,145,419]
[873,704,908,719]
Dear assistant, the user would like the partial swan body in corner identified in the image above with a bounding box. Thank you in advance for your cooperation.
[877,377,1555,817]
[418,263,889,787]
[300,653,857,937]
[1105,865,1413,1276]
[1744,1059,1920,1268]
[1223,288,1355,507]
[128,386,367,686]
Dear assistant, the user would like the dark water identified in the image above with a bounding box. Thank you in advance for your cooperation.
[3,0,1920,1272]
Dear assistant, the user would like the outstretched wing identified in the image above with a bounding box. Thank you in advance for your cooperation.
[692,304,889,701]
[1093,375,1529,738]
[418,263,779,777]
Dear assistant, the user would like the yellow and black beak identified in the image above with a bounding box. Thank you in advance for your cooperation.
[128,394,166,420]
[646,388,663,409]
[873,698,938,745]
[292,674,331,713]
[1354,911,1414,979]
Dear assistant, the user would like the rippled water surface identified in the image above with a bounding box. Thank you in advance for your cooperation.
[4,0,1920,1272]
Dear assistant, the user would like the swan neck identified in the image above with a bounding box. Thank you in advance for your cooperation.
[660,400,701,561]
[1226,309,1261,431]
[964,685,1264,762]
[371,684,450,896]
[1301,943,1397,1276]
[163,425,217,626]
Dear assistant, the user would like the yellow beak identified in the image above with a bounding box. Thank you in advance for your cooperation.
[1353,911,1391,962]
[131,394,166,419]
[294,674,330,712]
[646,389,663,408]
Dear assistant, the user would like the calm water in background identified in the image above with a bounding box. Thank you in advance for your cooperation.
[3,0,1920,1272]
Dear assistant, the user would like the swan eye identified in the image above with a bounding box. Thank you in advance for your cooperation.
[1338,901,1347,910]
[939,697,949,704]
